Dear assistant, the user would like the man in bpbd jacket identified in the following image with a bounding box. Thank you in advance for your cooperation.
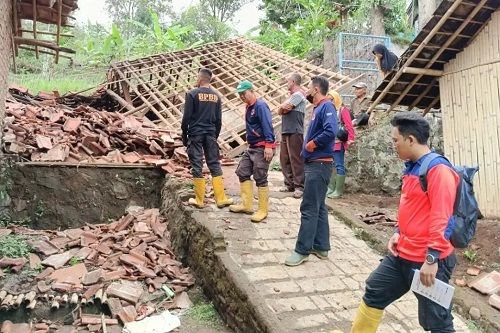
[285,76,338,266]
[182,68,233,209]
[229,80,276,223]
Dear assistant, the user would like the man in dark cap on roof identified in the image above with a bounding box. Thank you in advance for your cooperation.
[229,80,276,223]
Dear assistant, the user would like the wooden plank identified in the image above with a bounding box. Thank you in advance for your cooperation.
[490,63,500,216]
[484,63,500,216]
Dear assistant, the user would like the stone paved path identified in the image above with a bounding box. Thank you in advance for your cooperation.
[208,167,472,333]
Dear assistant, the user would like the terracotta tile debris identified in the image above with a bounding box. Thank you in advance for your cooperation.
[469,271,500,295]
[466,266,482,276]
[0,207,195,324]
[6,86,237,180]
[358,212,398,226]
[489,294,500,310]
[41,250,74,269]
[29,253,42,269]
[106,283,143,305]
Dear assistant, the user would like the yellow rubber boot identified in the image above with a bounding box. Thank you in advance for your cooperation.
[212,176,233,208]
[350,299,383,333]
[188,178,205,208]
[251,187,269,223]
[229,181,254,214]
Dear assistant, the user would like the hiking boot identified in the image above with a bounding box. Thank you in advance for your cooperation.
[292,189,303,199]
[284,252,309,266]
[311,249,328,260]
[279,186,294,192]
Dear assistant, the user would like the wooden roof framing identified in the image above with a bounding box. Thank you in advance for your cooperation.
[105,38,357,157]
[12,0,79,65]
[369,0,500,115]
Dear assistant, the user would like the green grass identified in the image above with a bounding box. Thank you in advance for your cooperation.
[465,319,482,332]
[9,70,105,95]
[269,161,281,171]
[0,235,32,258]
[188,302,219,327]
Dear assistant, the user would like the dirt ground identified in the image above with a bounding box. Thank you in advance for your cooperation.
[331,193,500,326]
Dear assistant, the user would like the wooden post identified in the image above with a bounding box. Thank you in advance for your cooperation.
[56,0,63,64]
[32,0,38,59]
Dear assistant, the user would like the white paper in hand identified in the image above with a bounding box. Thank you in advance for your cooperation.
[410,269,455,309]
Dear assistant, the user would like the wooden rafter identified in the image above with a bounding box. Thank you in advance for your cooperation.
[105,38,354,157]
[369,0,499,112]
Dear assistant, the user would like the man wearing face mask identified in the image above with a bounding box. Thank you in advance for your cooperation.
[285,76,338,266]
[182,68,233,209]
[229,80,276,223]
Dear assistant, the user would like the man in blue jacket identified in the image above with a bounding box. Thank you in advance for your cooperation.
[285,76,338,266]
[229,80,276,223]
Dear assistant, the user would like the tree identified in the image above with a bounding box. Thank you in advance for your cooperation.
[200,0,253,23]
[174,4,236,44]
[105,0,172,37]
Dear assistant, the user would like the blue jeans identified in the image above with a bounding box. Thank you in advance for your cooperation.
[295,162,333,254]
[333,146,345,175]
[364,254,457,333]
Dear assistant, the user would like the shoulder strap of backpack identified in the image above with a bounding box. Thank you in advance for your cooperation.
[418,152,444,193]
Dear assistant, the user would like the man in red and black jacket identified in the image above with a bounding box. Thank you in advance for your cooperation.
[229,80,276,223]
[333,113,459,333]
[285,76,338,266]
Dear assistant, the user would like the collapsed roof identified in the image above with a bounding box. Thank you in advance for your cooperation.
[104,37,358,157]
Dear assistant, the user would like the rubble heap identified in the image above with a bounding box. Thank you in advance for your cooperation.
[4,85,236,179]
[0,207,195,327]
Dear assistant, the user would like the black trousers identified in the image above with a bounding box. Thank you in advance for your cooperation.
[187,135,222,178]
[363,254,457,333]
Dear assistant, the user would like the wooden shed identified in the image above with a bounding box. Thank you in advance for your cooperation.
[369,0,500,217]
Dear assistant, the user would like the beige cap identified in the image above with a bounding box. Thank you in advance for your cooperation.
[353,82,368,89]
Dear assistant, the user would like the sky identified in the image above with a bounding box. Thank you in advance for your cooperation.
[73,0,264,34]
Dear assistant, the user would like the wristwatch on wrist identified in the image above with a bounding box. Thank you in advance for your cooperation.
[425,254,438,265]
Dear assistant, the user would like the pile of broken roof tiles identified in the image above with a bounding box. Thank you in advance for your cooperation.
[4,85,236,179]
[0,207,195,330]
[3,86,175,175]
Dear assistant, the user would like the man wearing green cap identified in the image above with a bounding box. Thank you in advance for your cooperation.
[229,80,276,223]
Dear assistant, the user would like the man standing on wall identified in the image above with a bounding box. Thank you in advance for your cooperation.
[229,80,276,223]
[350,82,374,127]
[285,76,338,266]
[332,113,459,333]
[278,73,306,199]
[182,68,233,209]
